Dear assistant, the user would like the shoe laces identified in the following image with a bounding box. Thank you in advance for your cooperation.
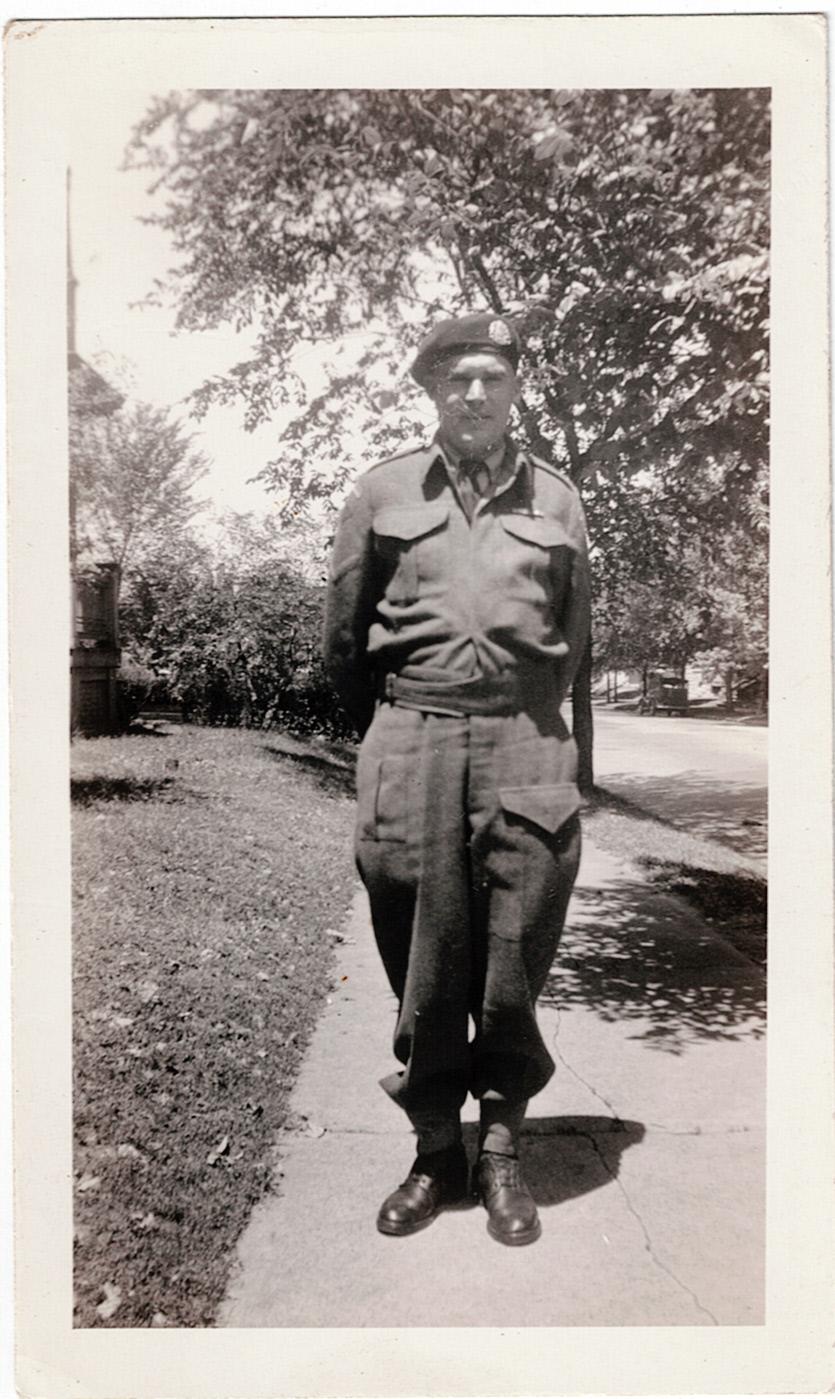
[479,1151,522,1189]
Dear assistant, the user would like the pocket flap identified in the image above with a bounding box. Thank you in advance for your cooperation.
[500,514,574,549]
[373,504,449,541]
[499,781,582,834]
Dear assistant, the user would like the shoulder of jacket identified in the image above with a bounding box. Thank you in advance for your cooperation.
[364,442,429,475]
[528,451,579,494]
[343,443,433,508]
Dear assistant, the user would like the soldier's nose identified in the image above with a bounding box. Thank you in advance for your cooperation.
[465,379,486,403]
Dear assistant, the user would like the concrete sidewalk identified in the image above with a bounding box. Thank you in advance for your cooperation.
[218,838,765,1328]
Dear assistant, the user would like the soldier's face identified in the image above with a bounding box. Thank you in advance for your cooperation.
[430,351,519,458]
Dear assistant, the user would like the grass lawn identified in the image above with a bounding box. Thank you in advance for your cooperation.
[72,724,357,1328]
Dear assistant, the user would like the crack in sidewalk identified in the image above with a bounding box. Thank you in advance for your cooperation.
[551,1007,720,1326]
[580,1129,719,1326]
[552,1003,627,1124]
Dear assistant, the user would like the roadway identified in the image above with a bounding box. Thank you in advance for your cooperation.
[589,705,767,863]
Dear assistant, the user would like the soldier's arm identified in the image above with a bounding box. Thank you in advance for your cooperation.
[556,488,592,696]
[323,483,379,737]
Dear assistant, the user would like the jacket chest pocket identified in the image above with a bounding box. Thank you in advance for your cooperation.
[372,504,450,603]
[499,514,575,595]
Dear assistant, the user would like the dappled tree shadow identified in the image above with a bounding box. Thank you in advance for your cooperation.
[263,743,356,798]
[462,1115,645,1209]
[70,776,176,806]
[543,876,766,1053]
[596,772,767,860]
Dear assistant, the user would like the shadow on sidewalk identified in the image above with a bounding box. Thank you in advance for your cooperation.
[542,876,766,1054]
[461,1115,645,1208]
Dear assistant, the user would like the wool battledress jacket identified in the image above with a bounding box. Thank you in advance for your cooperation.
[323,438,591,731]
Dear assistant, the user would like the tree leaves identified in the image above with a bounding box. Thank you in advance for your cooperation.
[533,127,574,164]
[124,87,769,678]
[70,391,209,582]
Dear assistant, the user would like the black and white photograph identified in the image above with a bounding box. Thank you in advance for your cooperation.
[6,14,832,1399]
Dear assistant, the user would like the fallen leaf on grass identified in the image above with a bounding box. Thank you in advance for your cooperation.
[130,1212,158,1231]
[117,1144,147,1163]
[151,1312,170,1328]
[96,1283,122,1320]
[77,1174,101,1193]
[206,1135,230,1165]
[137,980,159,1004]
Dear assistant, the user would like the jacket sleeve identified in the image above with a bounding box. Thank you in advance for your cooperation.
[323,483,380,736]
[556,488,592,699]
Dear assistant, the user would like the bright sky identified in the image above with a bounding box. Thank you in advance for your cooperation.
[69,86,326,524]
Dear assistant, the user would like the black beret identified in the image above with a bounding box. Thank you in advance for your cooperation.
[411,311,521,389]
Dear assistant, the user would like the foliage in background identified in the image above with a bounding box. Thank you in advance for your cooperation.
[126,88,768,506]
[70,392,209,585]
[125,87,770,742]
[120,515,353,738]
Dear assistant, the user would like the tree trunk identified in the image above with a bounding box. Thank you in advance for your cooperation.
[724,667,735,711]
[572,635,594,797]
[613,670,619,703]
[605,671,611,704]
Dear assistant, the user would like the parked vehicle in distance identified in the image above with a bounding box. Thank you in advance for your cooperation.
[636,672,689,717]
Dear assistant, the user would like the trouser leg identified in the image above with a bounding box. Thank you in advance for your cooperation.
[468,712,583,1106]
[355,701,583,1134]
[355,707,472,1130]
[468,811,581,1101]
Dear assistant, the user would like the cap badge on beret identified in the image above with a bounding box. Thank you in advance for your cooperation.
[410,311,521,388]
[488,319,513,346]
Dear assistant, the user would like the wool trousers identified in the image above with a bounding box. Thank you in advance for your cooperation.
[355,694,582,1138]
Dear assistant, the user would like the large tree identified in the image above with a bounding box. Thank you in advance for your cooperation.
[127,88,769,783]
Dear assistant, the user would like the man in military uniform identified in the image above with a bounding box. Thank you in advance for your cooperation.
[324,311,590,1246]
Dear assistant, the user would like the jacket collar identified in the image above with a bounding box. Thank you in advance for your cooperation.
[422,435,531,489]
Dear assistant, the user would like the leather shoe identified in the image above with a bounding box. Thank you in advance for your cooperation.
[476,1151,541,1246]
[376,1144,469,1237]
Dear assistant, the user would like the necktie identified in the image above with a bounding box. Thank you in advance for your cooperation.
[457,457,491,519]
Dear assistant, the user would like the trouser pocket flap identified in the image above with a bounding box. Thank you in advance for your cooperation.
[499,782,582,834]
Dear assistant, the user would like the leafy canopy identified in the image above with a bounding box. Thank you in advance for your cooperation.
[125,88,769,708]
[126,87,769,517]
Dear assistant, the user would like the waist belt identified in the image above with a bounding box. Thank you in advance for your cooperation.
[381,669,557,717]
